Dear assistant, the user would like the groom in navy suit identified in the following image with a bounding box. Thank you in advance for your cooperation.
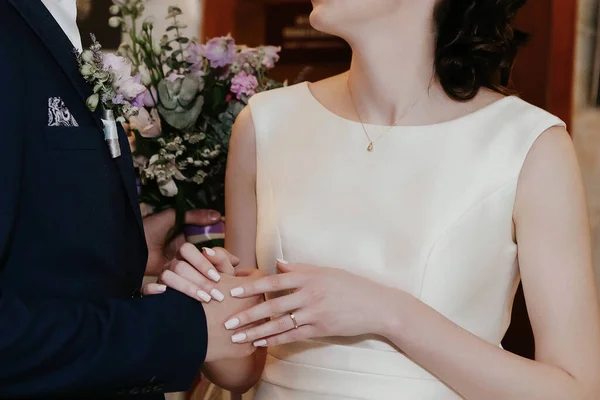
[0,0,255,398]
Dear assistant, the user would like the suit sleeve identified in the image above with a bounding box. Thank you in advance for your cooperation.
[0,290,208,397]
[0,46,207,397]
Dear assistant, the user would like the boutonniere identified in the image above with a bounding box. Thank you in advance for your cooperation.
[76,34,147,158]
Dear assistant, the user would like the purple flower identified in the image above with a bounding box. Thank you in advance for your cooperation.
[130,94,143,108]
[237,46,259,65]
[103,53,146,100]
[203,36,236,68]
[186,42,205,73]
[230,70,259,100]
[166,72,185,82]
[262,46,281,69]
[131,87,157,108]
[112,93,125,105]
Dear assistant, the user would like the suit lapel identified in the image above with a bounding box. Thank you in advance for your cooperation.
[10,0,144,235]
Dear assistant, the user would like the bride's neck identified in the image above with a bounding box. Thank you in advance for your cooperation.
[345,10,441,125]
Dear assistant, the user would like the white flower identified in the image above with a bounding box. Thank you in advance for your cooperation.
[86,93,99,111]
[81,50,94,63]
[108,16,122,28]
[144,155,187,198]
[159,179,178,197]
[133,154,148,169]
[138,64,152,86]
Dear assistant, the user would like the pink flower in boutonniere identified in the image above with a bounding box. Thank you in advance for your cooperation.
[103,53,146,100]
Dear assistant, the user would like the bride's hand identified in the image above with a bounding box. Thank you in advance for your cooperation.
[223,260,394,347]
[142,244,240,303]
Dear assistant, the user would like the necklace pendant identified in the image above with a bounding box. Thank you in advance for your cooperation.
[367,142,374,152]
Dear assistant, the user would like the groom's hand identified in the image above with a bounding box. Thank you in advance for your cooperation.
[143,209,222,276]
[203,273,265,362]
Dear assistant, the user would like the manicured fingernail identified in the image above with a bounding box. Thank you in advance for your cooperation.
[277,258,289,264]
[197,290,211,303]
[203,247,216,257]
[210,288,225,302]
[207,269,221,282]
[155,284,167,293]
[208,211,220,221]
[253,339,267,347]
[231,333,247,343]
[230,287,244,297]
[224,318,240,330]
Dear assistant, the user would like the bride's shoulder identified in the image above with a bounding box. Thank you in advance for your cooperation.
[248,74,346,110]
[248,81,308,109]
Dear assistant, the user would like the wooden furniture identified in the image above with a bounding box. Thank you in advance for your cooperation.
[511,0,578,128]
[502,0,578,359]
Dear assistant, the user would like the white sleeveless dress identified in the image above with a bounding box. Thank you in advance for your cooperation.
[248,82,565,399]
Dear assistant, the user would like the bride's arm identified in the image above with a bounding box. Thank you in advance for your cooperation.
[225,127,600,398]
[377,127,600,399]
[201,107,267,393]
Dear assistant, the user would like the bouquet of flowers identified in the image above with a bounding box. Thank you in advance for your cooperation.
[77,0,282,235]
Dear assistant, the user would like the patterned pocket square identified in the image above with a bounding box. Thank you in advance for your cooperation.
[48,97,79,127]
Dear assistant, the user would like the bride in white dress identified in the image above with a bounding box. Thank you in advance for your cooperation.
[153,0,600,398]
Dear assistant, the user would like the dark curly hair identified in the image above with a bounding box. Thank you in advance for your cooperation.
[434,0,529,101]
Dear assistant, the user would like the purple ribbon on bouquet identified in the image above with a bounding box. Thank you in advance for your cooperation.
[184,222,225,244]
[136,178,224,244]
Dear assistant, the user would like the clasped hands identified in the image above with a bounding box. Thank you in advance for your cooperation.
[143,243,393,349]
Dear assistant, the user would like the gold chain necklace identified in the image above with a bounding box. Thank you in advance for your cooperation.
[346,77,421,152]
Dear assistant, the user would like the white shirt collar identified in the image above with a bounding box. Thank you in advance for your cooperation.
[40,0,83,52]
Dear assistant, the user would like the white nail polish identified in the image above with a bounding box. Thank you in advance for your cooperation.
[203,247,216,257]
[224,318,240,330]
[277,258,289,265]
[207,269,221,282]
[197,290,211,303]
[253,339,267,347]
[231,333,247,343]
[156,284,167,293]
[210,288,225,302]
[230,287,244,297]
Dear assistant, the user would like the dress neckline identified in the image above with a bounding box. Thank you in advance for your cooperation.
[302,81,516,130]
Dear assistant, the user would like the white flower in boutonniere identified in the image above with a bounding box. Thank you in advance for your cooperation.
[75,34,142,122]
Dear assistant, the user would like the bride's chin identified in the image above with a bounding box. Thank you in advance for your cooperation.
[309,7,339,36]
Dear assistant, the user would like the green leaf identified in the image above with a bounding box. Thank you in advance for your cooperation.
[166,26,178,32]
[171,49,183,59]
[175,37,189,44]
[165,57,178,70]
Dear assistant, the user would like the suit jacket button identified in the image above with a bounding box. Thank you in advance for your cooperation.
[131,289,142,298]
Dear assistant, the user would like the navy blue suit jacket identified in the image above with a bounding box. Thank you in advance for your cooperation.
[0,0,208,397]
